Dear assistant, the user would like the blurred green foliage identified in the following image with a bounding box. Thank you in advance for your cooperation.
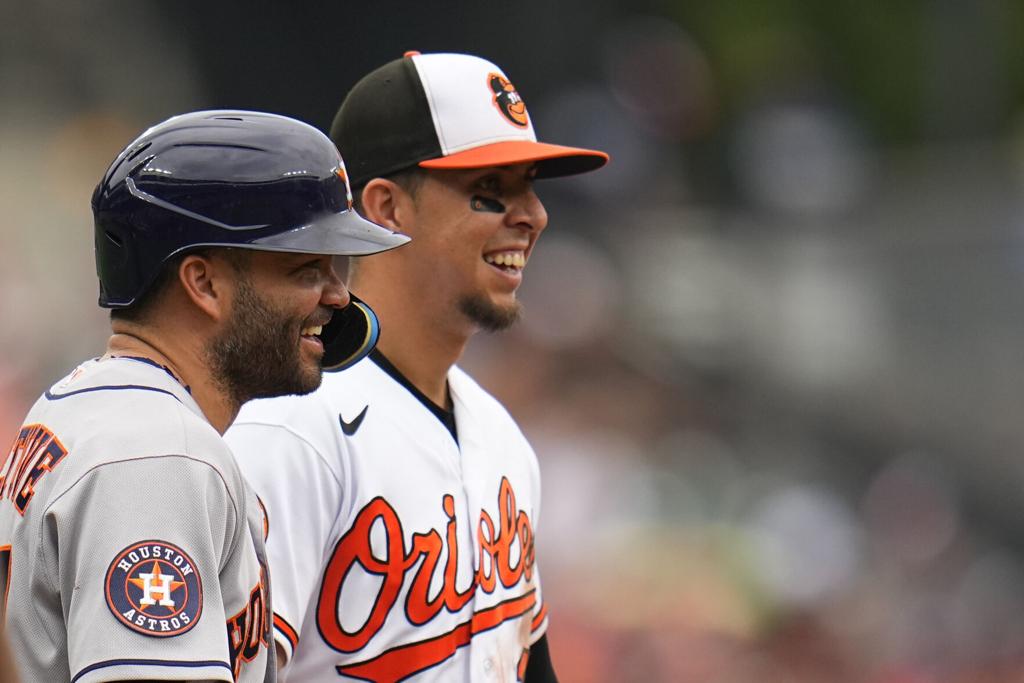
[668,0,1024,142]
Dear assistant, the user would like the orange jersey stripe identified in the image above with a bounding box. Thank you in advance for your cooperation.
[273,613,299,651]
[530,602,548,632]
[517,647,530,680]
[336,590,537,682]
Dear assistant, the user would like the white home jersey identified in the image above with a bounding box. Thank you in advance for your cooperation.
[226,352,547,682]
[0,357,274,683]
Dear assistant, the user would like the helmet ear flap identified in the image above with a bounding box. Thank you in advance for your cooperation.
[320,296,379,371]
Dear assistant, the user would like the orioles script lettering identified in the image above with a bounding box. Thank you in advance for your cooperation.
[316,477,535,653]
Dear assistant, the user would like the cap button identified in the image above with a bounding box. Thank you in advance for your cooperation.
[403,50,421,58]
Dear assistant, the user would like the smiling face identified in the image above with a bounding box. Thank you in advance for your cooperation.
[399,163,548,333]
[207,250,348,403]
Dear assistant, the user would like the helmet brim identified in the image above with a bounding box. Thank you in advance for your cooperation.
[250,208,409,256]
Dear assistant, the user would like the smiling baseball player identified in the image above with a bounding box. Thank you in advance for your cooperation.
[225,52,608,682]
[0,110,407,683]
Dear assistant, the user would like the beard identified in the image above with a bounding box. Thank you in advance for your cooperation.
[458,293,521,332]
[207,276,324,404]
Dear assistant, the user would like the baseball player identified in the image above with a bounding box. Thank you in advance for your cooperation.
[0,110,407,682]
[225,52,608,682]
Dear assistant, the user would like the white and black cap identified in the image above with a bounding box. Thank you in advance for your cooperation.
[330,51,610,188]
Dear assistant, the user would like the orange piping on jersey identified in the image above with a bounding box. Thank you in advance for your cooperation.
[255,495,269,541]
[335,590,537,683]
[273,613,299,651]
[517,648,530,681]
[530,602,548,633]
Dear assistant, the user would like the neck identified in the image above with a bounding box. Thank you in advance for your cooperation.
[105,329,239,434]
[352,280,473,408]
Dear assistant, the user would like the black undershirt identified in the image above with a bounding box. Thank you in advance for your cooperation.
[369,350,458,443]
[524,634,559,682]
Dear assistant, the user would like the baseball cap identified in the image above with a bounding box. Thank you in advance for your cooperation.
[330,51,609,188]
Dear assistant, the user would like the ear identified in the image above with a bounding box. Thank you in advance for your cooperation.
[176,252,233,321]
[359,178,414,232]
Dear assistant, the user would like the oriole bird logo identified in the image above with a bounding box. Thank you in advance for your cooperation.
[489,73,529,128]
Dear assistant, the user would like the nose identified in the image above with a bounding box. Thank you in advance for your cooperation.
[506,188,548,234]
[322,264,350,309]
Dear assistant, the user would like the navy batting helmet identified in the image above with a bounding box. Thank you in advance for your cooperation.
[92,109,409,370]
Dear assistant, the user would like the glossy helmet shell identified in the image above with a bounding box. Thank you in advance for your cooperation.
[92,109,406,307]
[92,110,407,369]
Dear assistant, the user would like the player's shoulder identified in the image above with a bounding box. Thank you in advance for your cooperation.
[37,357,230,469]
[449,365,505,410]
[19,358,246,504]
[448,365,524,432]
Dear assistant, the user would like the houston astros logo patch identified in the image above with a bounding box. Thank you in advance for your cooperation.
[488,73,529,128]
[105,540,202,637]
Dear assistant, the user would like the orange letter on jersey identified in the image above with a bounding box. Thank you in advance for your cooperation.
[1,425,68,515]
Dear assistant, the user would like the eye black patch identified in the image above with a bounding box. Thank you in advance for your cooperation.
[471,195,506,213]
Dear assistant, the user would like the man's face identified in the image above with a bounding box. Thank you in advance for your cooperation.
[404,163,548,332]
[207,251,346,403]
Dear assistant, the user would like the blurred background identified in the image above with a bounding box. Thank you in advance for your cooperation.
[5,1,1024,680]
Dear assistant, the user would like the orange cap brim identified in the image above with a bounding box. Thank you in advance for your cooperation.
[418,140,609,178]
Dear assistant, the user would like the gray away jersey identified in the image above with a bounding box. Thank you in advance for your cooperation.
[226,356,547,683]
[0,357,275,683]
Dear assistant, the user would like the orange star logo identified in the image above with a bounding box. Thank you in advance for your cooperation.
[128,561,185,612]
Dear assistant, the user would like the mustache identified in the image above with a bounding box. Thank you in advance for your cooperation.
[302,306,336,330]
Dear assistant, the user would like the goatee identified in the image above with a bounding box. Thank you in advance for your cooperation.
[458,294,521,332]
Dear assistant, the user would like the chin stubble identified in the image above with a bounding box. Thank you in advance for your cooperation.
[207,278,323,405]
[458,294,521,332]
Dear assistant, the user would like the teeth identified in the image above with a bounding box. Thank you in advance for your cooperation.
[301,325,323,336]
[485,251,525,268]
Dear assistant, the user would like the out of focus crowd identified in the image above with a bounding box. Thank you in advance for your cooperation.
[6,2,1024,680]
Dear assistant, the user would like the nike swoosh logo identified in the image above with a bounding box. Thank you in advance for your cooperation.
[339,405,368,436]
